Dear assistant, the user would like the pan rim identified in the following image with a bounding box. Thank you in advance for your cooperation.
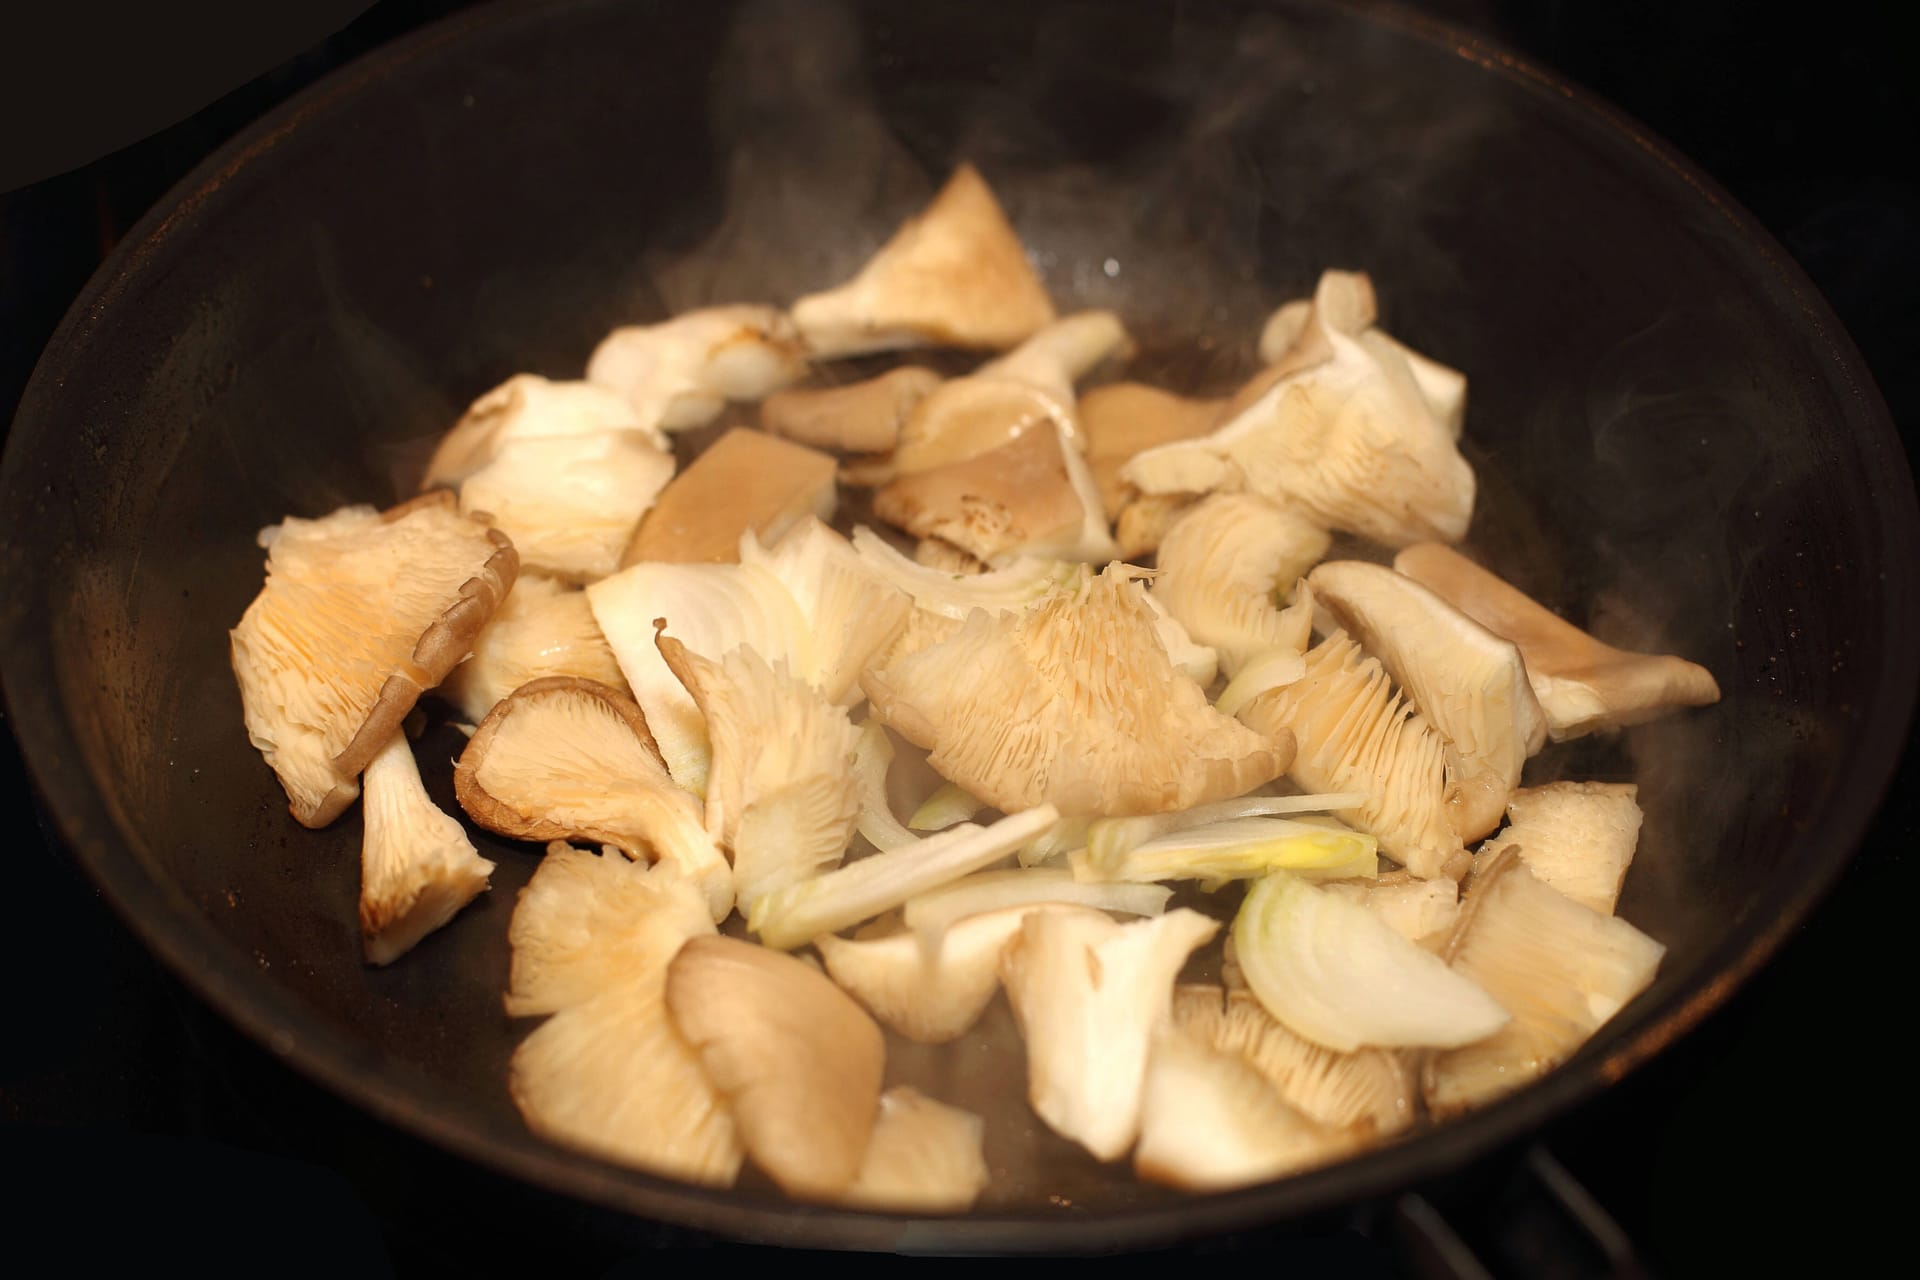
[3,0,1916,1252]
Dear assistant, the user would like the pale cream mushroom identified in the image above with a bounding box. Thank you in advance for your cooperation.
[1124,270,1474,547]
[623,427,838,566]
[437,575,628,725]
[586,304,807,434]
[1113,491,1197,560]
[999,907,1220,1161]
[666,936,886,1201]
[1424,846,1665,1118]
[423,374,668,491]
[791,163,1056,357]
[1153,494,1332,678]
[1079,382,1226,519]
[453,677,733,921]
[505,844,739,1185]
[862,564,1292,817]
[1321,872,1461,952]
[841,1088,990,1214]
[230,493,518,828]
[1309,560,1548,842]
[1257,298,1467,439]
[1476,781,1643,915]
[458,429,674,582]
[1394,542,1722,740]
[357,731,494,965]
[760,366,943,454]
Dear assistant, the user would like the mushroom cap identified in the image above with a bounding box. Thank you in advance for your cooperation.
[760,366,943,454]
[791,163,1056,357]
[230,493,517,828]
[1113,491,1196,560]
[586,304,807,434]
[423,374,666,491]
[1393,542,1722,741]
[1309,559,1548,842]
[1238,629,1465,879]
[1423,847,1665,1117]
[841,1087,990,1213]
[1475,781,1643,916]
[1080,382,1226,519]
[454,676,733,920]
[888,376,1076,478]
[437,574,628,725]
[624,427,838,566]
[458,429,675,582]
[358,731,494,966]
[666,935,886,1200]
[1153,494,1332,678]
[862,563,1293,817]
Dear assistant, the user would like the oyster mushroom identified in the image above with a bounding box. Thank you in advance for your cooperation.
[760,366,943,454]
[423,373,668,490]
[1123,270,1474,547]
[1475,781,1643,916]
[586,304,807,434]
[623,427,838,566]
[791,163,1056,357]
[357,731,494,965]
[1079,382,1226,519]
[1424,847,1665,1117]
[862,563,1292,817]
[230,493,518,828]
[1113,491,1196,560]
[453,677,733,920]
[842,1088,990,1214]
[1309,560,1548,842]
[999,907,1220,1161]
[1393,542,1722,740]
[505,844,739,1185]
[1237,628,1465,879]
[1322,872,1461,951]
[1153,494,1332,678]
[458,429,675,582]
[437,575,628,725]
[1257,299,1467,439]
[666,936,886,1200]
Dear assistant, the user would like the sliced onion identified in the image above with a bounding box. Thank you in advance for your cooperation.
[902,867,1170,941]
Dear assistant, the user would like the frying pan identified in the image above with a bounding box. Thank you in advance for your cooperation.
[2,0,1915,1253]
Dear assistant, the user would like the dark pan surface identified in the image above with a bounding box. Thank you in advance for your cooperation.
[3,0,1915,1251]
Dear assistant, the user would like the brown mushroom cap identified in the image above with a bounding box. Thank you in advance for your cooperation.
[624,427,838,566]
[760,366,943,454]
[1079,383,1227,519]
[666,936,886,1200]
[874,424,1093,566]
[230,493,518,828]
[791,163,1057,357]
[1393,542,1722,740]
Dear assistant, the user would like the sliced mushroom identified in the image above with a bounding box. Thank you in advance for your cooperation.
[999,907,1220,1161]
[1309,560,1548,842]
[1393,543,1722,741]
[1258,299,1466,439]
[760,366,943,453]
[458,429,675,582]
[437,575,628,725]
[1153,494,1332,678]
[1171,985,1415,1136]
[624,427,838,566]
[874,421,1118,566]
[424,374,668,490]
[357,731,494,965]
[1237,630,1465,879]
[230,494,518,828]
[1113,491,1197,560]
[1134,1024,1343,1191]
[863,563,1293,817]
[454,677,733,920]
[1080,382,1226,519]
[586,304,807,434]
[913,536,987,574]
[657,636,860,912]
[1476,781,1642,915]
[505,844,739,1185]
[841,1087,990,1214]
[1124,270,1474,547]
[791,163,1056,357]
[666,936,886,1200]
[1424,847,1665,1118]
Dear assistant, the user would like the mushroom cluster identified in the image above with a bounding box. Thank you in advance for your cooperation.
[228,163,1720,1209]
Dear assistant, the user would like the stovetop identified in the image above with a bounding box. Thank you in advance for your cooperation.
[3,1,1914,1271]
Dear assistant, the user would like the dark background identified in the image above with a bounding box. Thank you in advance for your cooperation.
[2,0,1914,1272]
